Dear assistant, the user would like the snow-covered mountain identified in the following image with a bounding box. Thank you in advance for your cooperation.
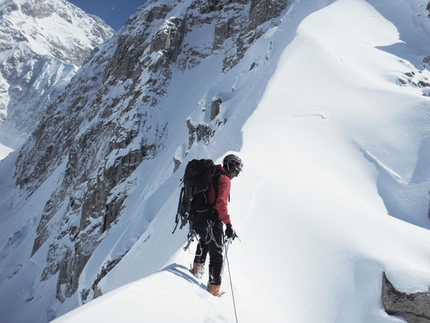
[0,0,114,149]
[2,0,430,322]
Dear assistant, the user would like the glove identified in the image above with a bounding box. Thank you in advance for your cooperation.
[225,223,236,239]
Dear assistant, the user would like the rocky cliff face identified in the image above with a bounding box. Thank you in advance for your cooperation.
[12,0,289,304]
[0,0,114,148]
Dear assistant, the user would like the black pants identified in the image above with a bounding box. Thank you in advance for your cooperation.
[193,220,224,285]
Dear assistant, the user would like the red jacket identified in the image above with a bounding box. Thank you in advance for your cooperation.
[207,165,231,224]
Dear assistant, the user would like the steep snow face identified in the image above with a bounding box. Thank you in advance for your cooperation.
[2,0,430,322]
[0,0,114,148]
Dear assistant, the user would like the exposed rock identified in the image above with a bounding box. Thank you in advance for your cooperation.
[211,98,222,120]
[382,272,430,323]
[173,157,181,172]
[150,17,186,63]
[397,69,430,96]
[222,0,289,72]
[187,119,216,148]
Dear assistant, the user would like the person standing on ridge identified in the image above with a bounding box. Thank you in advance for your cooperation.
[190,154,243,296]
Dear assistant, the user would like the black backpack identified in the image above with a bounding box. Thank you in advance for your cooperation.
[172,159,222,233]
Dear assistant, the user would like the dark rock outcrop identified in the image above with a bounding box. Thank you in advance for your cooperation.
[382,272,430,323]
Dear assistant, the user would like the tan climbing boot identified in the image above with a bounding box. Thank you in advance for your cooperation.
[207,283,221,297]
[190,262,205,278]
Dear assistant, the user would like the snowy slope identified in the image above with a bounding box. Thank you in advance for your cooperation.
[0,142,12,159]
[45,0,430,322]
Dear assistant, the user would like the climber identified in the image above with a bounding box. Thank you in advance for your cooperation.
[189,153,243,297]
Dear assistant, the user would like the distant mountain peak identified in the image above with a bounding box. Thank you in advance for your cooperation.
[0,0,114,148]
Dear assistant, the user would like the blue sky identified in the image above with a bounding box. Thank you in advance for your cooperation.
[68,0,146,31]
